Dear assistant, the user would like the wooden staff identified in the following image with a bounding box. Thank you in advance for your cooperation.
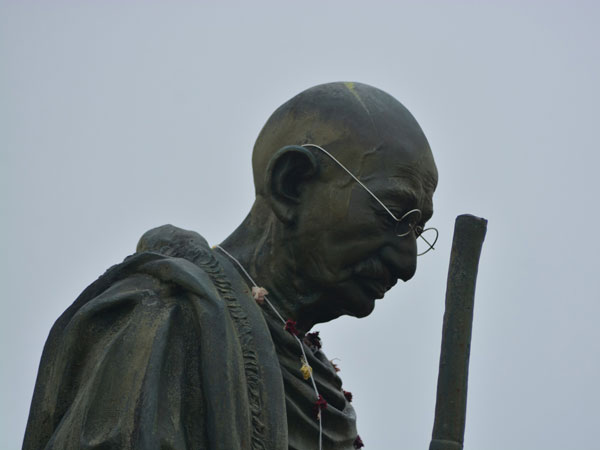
[429,214,487,450]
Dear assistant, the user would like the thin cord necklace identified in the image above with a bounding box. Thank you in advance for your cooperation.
[215,245,324,450]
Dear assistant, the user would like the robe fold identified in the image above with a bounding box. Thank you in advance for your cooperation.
[23,225,358,450]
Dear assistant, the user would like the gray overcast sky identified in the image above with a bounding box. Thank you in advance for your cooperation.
[2,1,599,449]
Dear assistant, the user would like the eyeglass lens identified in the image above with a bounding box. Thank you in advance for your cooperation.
[417,227,439,256]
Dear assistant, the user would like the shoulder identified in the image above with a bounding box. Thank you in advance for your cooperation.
[52,225,220,336]
[136,224,211,257]
[133,224,230,302]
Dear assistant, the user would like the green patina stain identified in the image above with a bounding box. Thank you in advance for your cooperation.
[344,82,370,115]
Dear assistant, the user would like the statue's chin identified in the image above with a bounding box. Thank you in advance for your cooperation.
[352,299,376,318]
[315,281,379,323]
[338,296,376,320]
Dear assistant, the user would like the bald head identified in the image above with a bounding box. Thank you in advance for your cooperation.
[224,82,440,325]
[252,82,437,197]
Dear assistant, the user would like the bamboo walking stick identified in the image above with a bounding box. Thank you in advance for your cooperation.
[429,214,487,450]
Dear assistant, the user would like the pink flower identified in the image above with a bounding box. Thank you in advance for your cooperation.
[251,286,268,305]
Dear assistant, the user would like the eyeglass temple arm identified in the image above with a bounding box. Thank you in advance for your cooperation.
[302,144,401,221]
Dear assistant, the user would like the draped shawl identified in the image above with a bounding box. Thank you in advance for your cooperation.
[23,225,358,450]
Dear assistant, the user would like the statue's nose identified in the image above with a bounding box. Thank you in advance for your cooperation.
[380,241,417,282]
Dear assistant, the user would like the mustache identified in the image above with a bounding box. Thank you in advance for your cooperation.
[352,257,390,283]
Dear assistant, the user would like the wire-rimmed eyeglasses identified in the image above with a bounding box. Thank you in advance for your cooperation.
[302,144,439,256]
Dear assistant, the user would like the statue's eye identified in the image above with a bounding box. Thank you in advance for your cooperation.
[375,209,397,224]
[375,214,397,231]
[390,209,404,219]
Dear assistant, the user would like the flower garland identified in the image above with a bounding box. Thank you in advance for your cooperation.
[216,245,364,449]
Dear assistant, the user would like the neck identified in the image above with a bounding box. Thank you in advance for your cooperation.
[219,200,323,333]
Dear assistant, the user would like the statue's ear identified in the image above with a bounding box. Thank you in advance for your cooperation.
[264,145,319,224]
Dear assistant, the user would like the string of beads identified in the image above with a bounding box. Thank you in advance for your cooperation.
[215,245,364,449]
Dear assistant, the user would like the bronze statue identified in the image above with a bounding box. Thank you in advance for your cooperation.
[23,82,438,450]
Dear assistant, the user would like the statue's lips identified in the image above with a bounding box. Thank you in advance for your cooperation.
[353,260,397,299]
[355,276,391,299]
